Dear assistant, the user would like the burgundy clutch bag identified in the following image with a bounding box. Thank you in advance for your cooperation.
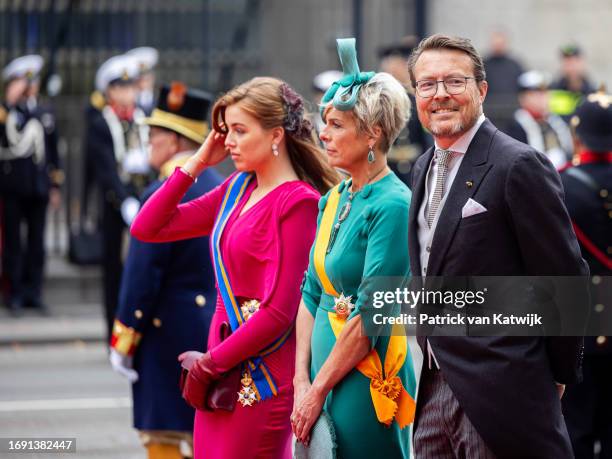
[205,322,242,412]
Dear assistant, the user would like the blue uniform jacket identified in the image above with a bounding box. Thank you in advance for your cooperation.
[114,164,223,432]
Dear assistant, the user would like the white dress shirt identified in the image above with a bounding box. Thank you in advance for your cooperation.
[417,114,486,368]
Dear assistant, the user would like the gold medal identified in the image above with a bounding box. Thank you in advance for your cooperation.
[240,299,260,321]
[237,371,257,407]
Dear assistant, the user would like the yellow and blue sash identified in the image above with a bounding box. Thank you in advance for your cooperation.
[210,172,292,402]
[313,183,416,428]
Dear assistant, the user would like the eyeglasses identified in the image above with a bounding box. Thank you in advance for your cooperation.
[414,76,476,98]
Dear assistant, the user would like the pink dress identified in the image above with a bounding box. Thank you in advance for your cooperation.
[131,168,320,459]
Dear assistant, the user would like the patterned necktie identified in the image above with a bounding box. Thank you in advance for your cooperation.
[426,149,453,227]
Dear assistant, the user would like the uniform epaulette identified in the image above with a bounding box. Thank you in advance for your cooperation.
[90,90,106,111]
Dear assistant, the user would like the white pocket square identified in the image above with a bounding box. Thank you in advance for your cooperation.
[461,198,487,218]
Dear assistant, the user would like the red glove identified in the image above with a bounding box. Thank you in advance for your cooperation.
[178,351,221,410]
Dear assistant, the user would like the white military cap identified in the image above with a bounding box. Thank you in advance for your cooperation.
[2,54,44,82]
[313,70,343,93]
[517,70,551,91]
[126,47,159,74]
[95,54,139,93]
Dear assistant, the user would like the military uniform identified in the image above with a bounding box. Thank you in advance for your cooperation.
[113,161,222,457]
[550,45,596,121]
[85,54,152,340]
[110,83,220,459]
[560,91,612,459]
[506,71,574,169]
[0,55,62,313]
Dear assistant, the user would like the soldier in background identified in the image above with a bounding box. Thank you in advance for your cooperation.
[378,37,432,185]
[483,28,524,130]
[109,83,223,459]
[560,91,612,459]
[85,53,151,341]
[505,70,573,169]
[127,47,159,116]
[550,44,596,121]
[0,55,62,316]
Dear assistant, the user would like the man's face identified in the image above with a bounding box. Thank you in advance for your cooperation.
[138,72,155,92]
[518,90,549,118]
[413,49,487,148]
[4,77,28,106]
[561,55,586,79]
[106,83,137,108]
[148,126,178,170]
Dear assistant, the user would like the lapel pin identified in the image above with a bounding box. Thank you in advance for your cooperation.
[466,180,473,188]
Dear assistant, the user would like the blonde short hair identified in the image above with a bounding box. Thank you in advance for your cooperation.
[323,72,411,153]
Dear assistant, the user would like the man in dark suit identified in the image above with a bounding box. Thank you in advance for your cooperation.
[109,82,222,459]
[406,34,589,458]
[0,55,62,315]
[85,53,152,340]
[560,92,612,459]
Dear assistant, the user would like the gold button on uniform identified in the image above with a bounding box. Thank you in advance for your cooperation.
[596,336,607,346]
[195,295,206,307]
[592,275,601,285]
[152,318,162,328]
[134,309,143,319]
[600,189,608,198]
[595,304,605,313]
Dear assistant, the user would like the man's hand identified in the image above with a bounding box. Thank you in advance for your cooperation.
[109,348,139,383]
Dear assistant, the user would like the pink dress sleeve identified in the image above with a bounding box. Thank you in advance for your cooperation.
[130,168,229,242]
[209,190,319,372]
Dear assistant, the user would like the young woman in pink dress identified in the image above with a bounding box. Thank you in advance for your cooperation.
[130,77,339,458]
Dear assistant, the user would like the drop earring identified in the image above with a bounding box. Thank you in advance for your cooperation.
[272,144,279,157]
[367,146,375,164]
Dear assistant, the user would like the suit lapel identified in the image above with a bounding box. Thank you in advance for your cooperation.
[408,147,434,276]
[426,120,497,276]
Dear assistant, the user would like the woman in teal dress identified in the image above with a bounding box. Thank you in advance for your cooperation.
[291,38,417,458]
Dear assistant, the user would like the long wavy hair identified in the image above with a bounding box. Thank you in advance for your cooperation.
[211,77,339,195]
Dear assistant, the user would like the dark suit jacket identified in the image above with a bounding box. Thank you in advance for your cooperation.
[116,167,223,431]
[409,119,589,458]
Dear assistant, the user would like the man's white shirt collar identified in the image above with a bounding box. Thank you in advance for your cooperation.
[433,113,486,154]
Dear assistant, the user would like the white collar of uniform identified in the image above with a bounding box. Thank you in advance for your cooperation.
[434,113,486,154]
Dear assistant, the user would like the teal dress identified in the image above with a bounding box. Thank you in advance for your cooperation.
[301,172,416,459]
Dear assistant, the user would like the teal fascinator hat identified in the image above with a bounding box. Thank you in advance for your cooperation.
[320,38,375,117]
